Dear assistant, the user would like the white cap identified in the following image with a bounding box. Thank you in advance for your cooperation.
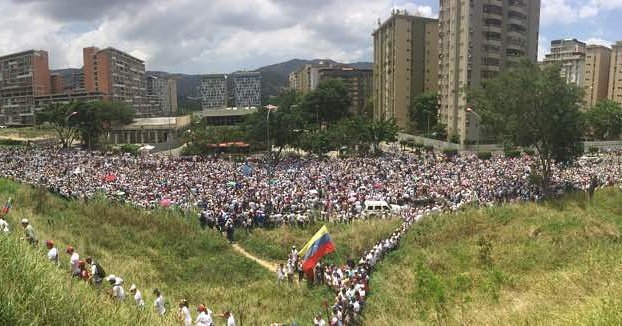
[21,218,29,224]
[106,274,116,282]
[129,284,137,291]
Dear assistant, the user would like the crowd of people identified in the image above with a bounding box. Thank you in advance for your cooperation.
[1,147,620,233]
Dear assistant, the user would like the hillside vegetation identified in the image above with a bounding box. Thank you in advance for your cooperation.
[364,188,622,325]
[0,179,348,324]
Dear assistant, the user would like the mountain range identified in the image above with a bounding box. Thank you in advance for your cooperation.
[147,58,372,101]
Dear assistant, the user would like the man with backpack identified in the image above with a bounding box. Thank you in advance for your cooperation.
[85,257,105,286]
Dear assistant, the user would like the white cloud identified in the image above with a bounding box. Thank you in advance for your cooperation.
[584,37,613,47]
[541,0,580,24]
[0,0,438,73]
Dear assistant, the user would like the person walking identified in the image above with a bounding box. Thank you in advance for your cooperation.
[108,275,126,301]
[154,289,166,316]
[21,219,37,246]
[276,263,285,284]
[66,246,80,277]
[85,257,104,286]
[78,260,91,282]
[178,299,192,326]
[195,304,213,326]
[0,215,9,234]
[129,284,145,309]
[45,240,59,265]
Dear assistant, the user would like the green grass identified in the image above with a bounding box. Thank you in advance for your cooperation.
[0,126,55,139]
[364,188,622,325]
[0,179,341,324]
[237,219,401,265]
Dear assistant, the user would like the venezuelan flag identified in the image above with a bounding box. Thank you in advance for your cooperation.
[298,225,336,276]
[1,197,12,215]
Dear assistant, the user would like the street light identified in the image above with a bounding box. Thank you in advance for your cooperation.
[465,107,480,153]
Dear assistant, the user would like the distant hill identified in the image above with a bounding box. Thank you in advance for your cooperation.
[146,58,373,105]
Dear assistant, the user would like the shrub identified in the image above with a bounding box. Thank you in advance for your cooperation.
[477,151,492,160]
[523,149,535,156]
[120,144,140,155]
[504,150,521,158]
[0,138,25,146]
[450,134,461,144]
[589,146,600,154]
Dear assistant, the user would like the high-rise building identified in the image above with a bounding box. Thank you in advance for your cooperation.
[146,75,178,115]
[0,50,51,125]
[438,0,541,142]
[372,11,439,129]
[584,45,611,108]
[288,70,301,92]
[83,46,148,115]
[199,74,228,110]
[232,71,261,107]
[608,41,622,105]
[543,39,586,86]
[318,67,373,115]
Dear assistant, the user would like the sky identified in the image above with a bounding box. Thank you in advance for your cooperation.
[0,0,620,74]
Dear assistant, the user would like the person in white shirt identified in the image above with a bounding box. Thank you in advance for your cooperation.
[21,219,37,245]
[154,289,166,316]
[178,299,192,326]
[85,257,103,286]
[108,275,125,301]
[276,263,285,284]
[45,240,59,265]
[195,304,213,326]
[66,246,80,277]
[313,314,326,326]
[129,284,144,308]
[0,216,9,233]
[224,311,235,326]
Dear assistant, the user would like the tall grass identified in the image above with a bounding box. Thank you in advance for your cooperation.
[364,188,622,325]
[0,179,337,324]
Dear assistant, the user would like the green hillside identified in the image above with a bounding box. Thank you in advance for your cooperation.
[364,188,622,325]
[0,179,344,324]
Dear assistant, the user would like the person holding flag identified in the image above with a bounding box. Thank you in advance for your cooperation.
[297,225,336,279]
[1,197,12,216]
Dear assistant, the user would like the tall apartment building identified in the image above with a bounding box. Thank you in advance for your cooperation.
[199,74,228,110]
[438,0,540,142]
[608,41,622,105]
[543,39,586,86]
[146,75,178,115]
[584,45,611,108]
[232,71,261,107]
[0,50,51,125]
[288,70,301,92]
[83,46,148,115]
[372,11,439,129]
[318,67,373,115]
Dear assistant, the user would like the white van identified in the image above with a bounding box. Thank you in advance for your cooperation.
[362,200,400,218]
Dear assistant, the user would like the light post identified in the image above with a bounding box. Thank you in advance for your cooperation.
[465,107,481,153]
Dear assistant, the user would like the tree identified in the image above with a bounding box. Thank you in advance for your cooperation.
[468,61,584,196]
[299,79,351,128]
[409,92,439,134]
[584,100,622,140]
[74,101,134,149]
[35,102,81,148]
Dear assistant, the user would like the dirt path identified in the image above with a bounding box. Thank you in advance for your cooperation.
[231,243,278,272]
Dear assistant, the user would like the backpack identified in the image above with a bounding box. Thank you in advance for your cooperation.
[94,262,106,278]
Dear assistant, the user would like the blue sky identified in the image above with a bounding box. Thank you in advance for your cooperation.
[0,0,620,73]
